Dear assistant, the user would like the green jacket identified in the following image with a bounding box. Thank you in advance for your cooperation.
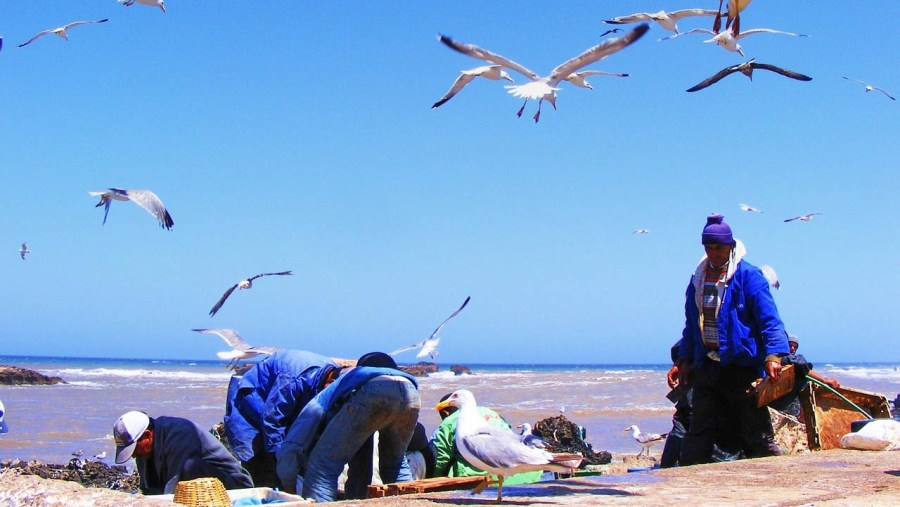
[429,407,543,485]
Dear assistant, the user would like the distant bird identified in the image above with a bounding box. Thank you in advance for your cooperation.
[715,0,753,35]
[686,59,812,92]
[599,28,623,38]
[88,188,174,230]
[209,271,293,317]
[603,9,721,34]
[661,28,807,57]
[624,425,668,457]
[390,296,471,360]
[842,77,895,101]
[784,212,822,223]
[432,65,514,109]
[515,423,549,449]
[192,328,282,369]
[118,0,166,13]
[760,264,780,289]
[18,19,108,48]
[435,390,582,502]
[563,70,629,90]
[18,243,30,260]
[93,451,107,461]
[738,203,763,213]
[633,228,650,235]
[437,24,648,122]
[72,449,85,458]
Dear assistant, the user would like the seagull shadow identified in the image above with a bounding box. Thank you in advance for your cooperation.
[425,483,636,504]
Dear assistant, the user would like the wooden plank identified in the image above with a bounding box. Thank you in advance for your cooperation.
[801,383,892,450]
[367,476,491,498]
[750,364,796,407]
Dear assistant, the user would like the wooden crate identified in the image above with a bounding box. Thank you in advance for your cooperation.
[801,383,892,450]
[367,476,490,498]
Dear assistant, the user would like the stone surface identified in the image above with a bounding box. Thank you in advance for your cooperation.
[0,365,66,385]
[398,362,439,377]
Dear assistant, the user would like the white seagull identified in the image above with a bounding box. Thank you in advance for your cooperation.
[563,70,629,90]
[119,0,166,13]
[624,425,668,457]
[662,28,807,57]
[432,65,514,109]
[842,77,895,101]
[93,451,107,461]
[760,264,780,289]
[738,203,763,213]
[88,188,174,230]
[603,9,721,34]
[784,212,822,223]
[209,271,293,317]
[687,59,812,92]
[18,19,109,48]
[390,296,471,360]
[437,24,648,122]
[192,328,282,369]
[633,228,650,235]
[515,423,549,449]
[715,0,754,35]
[435,390,582,503]
[18,243,30,260]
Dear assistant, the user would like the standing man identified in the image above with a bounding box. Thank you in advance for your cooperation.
[677,213,790,465]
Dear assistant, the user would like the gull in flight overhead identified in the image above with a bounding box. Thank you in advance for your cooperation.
[563,70,629,90]
[661,28,807,57]
[738,203,763,213]
[715,0,753,35]
[18,243,30,260]
[760,264,780,289]
[118,0,166,13]
[209,271,293,317]
[432,65,514,109]
[435,390,582,502]
[686,59,812,92]
[192,328,282,369]
[784,212,822,223]
[633,228,650,235]
[515,423,549,449]
[437,24,648,122]
[842,77,895,101]
[88,188,174,230]
[603,9,722,34]
[624,425,668,457]
[390,296,471,360]
[18,19,109,48]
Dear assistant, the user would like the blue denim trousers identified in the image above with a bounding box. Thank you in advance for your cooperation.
[302,376,421,502]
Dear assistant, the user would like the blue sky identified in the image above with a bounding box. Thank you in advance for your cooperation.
[2,1,897,364]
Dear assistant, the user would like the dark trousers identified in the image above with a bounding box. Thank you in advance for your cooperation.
[660,388,692,468]
[241,452,280,489]
[181,458,254,490]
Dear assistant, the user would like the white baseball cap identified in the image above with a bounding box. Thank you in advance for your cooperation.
[0,400,8,434]
[113,411,150,463]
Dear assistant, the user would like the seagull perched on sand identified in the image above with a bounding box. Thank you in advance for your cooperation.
[633,228,650,235]
[662,28,807,57]
[515,423,549,449]
[118,0,166,13]
[18,19,108,48]
[624,425,668,457]
[784,212,822,223]
[604,9,721,34]
[738,203,763,213]
[192,328,282,369]
[88,188,174,230]
[18,243,30,260]
[436,390,582,502]
[686,59,812,92]
[842,77,895,101]
[437,24,648,122]
[432,65,514,109]
[209,271,293,317]
[760,264,780,289]
[390,296,471,360]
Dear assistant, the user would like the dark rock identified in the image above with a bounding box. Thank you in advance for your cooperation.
[449,364,472,375]
[398,362,439,377]
[532,415,612,466]
[1,458,139,492]
[0,365,66,385]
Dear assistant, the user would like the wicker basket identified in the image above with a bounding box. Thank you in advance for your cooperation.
[172,477,231,507]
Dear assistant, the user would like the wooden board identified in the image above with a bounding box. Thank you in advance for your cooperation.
[801,383,892,450]
[367,476,491,498]
[751,364,796,407]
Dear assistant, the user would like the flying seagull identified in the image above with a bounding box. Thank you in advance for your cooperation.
[661,28,807,57]
[18,243,30,260]
[209,271,293,317]
[603,9,721,34]
[563,70,629,90]
[760,264,780,289]
[624,424,668,457]
[715,0,753,35]
[88,188,174,230]
[390,296,471,360]
[18,19,109,48]
[515,423,549,449]
[686,59,812,92]
[118,0,166,13]
[842,77,895,101]
[435,390,582,502]
[784,212,822,222]
[437,23,648,122]
[633,228,650,235]
[192,328,282,369]
[432,65,514,109]
[739,203,763,213]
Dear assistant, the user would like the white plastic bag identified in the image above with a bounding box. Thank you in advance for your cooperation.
[840,419,900,451]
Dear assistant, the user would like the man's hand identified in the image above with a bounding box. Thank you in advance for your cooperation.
[766,360,782,380]
[666,365,680,389]
[676,361,691,387]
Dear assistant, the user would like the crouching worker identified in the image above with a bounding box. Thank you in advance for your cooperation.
[276,352,421,502]
[114,411,253,495]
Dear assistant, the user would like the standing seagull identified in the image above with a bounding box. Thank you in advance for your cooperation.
[784,212,822,223]
[435,390,581,503]
[119,0,166,13]
[842,77,895,101]
[624,425,668,457]
[209,271,293,317]
[432,65,514,109]
[390,296,471,360]
[687,59,812,92]
[661,28,806,57]
[738,203,763,213]
[18,243,30,260]
[603,9,721,34]
[18,19,108,48]
[515,423,549,449]
[192,328,282,369]
[437,24,648,122]
[88,188,174,230]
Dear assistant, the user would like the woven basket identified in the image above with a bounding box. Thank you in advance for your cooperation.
[172,477,230,507]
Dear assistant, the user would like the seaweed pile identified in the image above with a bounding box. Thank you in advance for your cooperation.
[532,415,612,465]
[0,458,139,492]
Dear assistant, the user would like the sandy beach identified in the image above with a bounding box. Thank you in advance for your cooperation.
[2,449,898,506]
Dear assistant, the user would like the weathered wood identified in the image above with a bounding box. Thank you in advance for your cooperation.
[367,476,490,498]
[751,364,795,407]
[801,383,892,450]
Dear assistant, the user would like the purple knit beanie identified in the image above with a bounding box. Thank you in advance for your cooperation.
[701,213,734,245]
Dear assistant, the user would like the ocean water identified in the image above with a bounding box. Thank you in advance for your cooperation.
[1,356,898,467]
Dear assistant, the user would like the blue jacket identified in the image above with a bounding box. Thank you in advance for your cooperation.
[680,256,788,371]
[224,350,338,461]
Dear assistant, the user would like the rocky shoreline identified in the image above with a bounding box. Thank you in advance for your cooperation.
[0,365,66,385]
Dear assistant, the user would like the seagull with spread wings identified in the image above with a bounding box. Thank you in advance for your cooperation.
[633,228,650,235]
[119,0,166,13]
[18,243,30,260]
[209,271,293,317]
[437,24,648,122]
[18,19,108,48]
[687,59,812,92]
[432,65,514,109]
[661,28,807,57]
[88,188,174,230]
[784,212,822,223]
[192,328,282,369]
[739,203,763,213]
[715,0,753,35]
[604,9,721,34]
[842,77,895,101]
[390,296,470,360]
